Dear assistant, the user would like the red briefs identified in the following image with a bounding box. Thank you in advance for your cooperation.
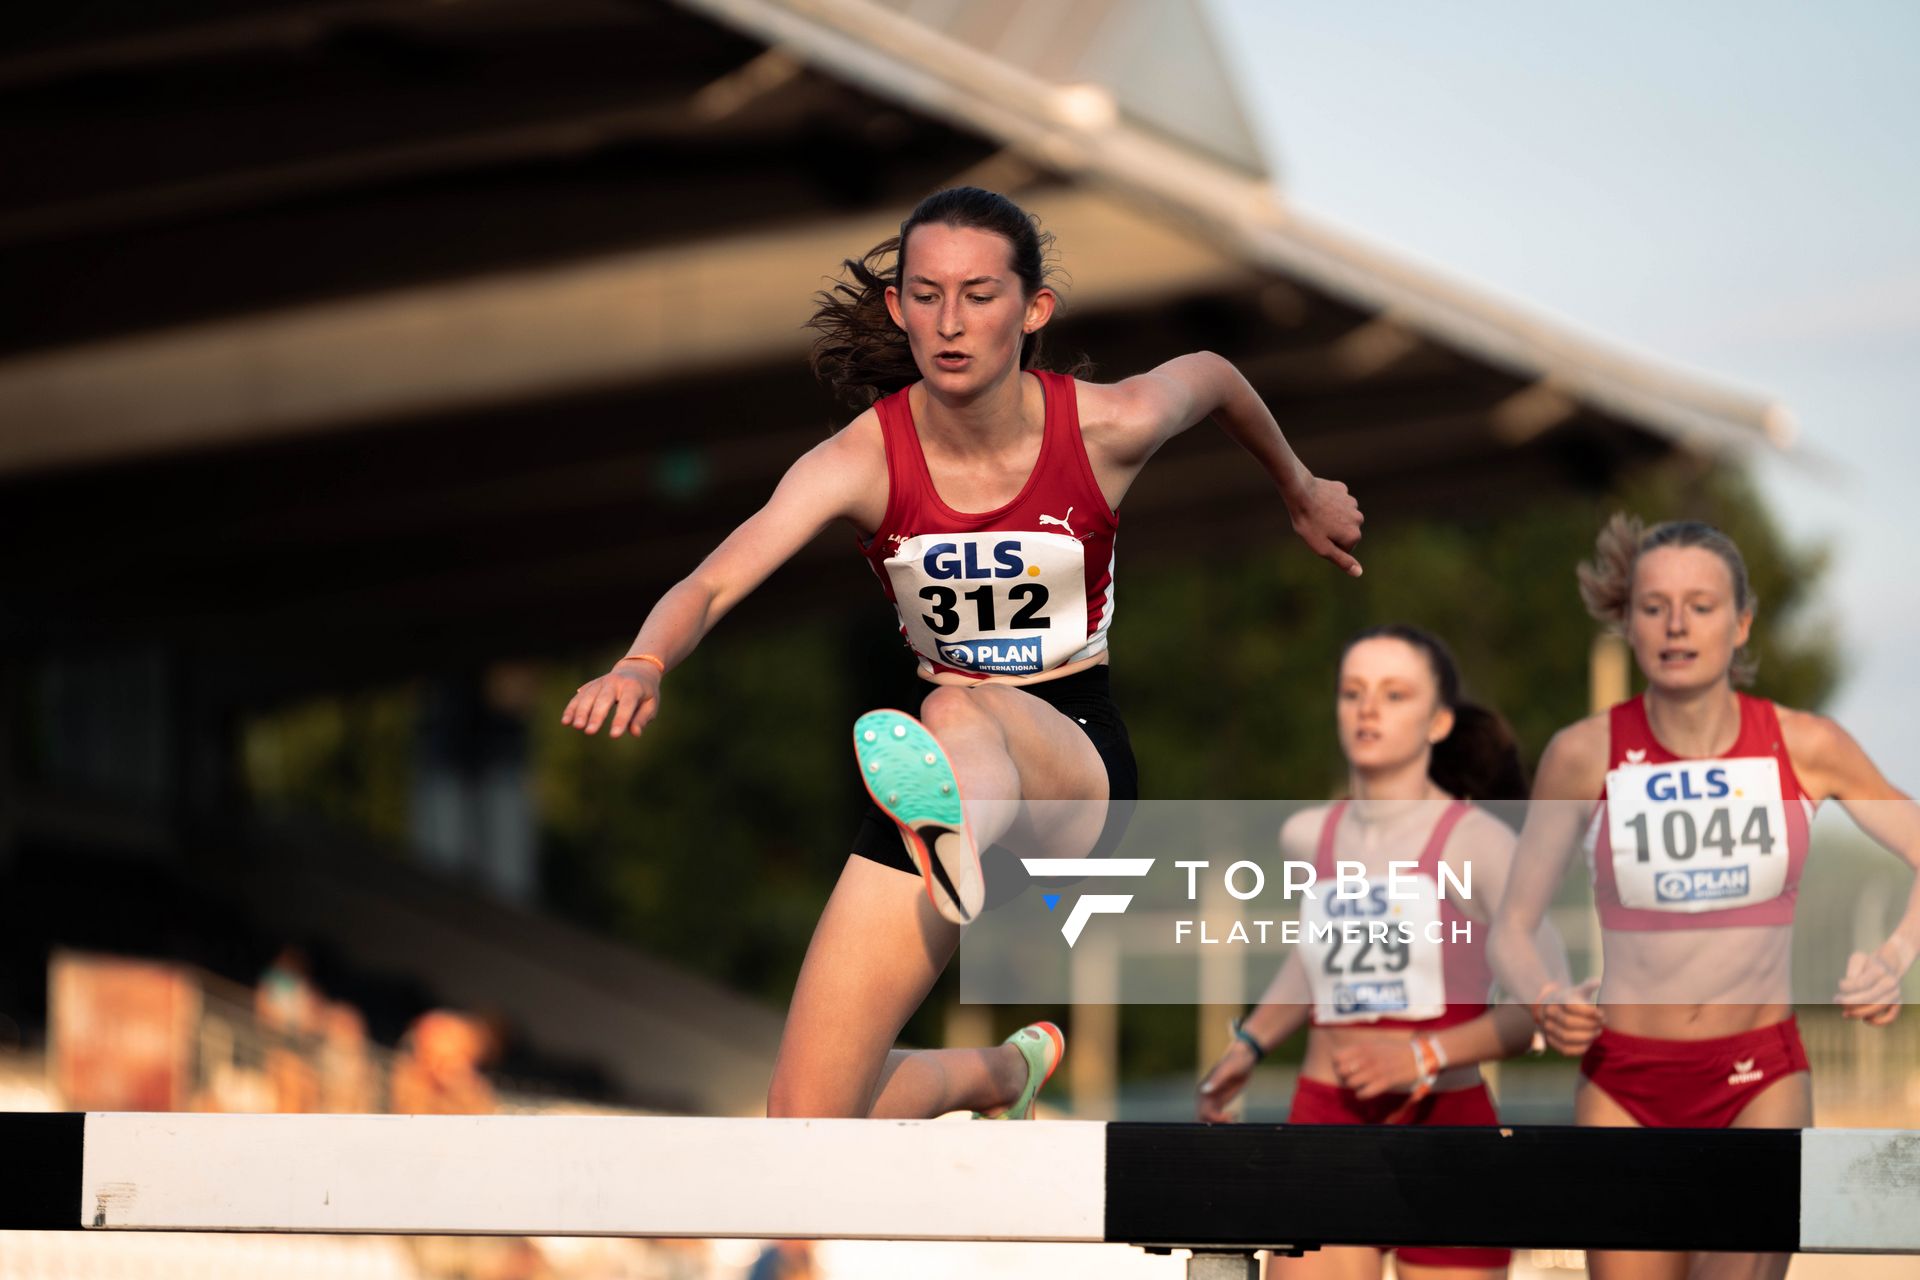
[1287,1077,1512,1270]
[1579,1017,1809,1129]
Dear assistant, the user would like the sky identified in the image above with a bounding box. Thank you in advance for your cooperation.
[1210,0,1920,787]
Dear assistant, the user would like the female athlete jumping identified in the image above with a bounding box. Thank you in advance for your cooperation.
[562,188,1365,1120]
[1490,516,1920,1280]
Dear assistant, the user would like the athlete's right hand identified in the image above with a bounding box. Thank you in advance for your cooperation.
[1196,1044,1255,1123]
[561,664,662,739]
[1533,978,1605,1055]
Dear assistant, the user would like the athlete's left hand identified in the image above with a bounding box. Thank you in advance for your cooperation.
[1196,1044,1255,1123]
[1836,947,1906,1026]
[1286,474,1365,577]
[1331,1038,1421,1099]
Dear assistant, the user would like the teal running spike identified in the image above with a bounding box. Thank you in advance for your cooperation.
[853,709,983,924]
[973,1021,1066,1120]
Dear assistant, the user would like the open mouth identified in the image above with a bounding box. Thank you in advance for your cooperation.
[933,350,970,369]
[1658,648,1698,664]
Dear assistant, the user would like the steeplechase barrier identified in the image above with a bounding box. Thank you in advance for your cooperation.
[3,1114,1914,1277]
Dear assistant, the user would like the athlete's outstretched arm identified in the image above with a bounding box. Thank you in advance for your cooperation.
[1489,720,1606,1053]
[1782,710,1920,1025]
[561,417,884,739]
[1079,352,1365,575]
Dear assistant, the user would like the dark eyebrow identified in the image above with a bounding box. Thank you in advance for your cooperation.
[905,275,1003,288]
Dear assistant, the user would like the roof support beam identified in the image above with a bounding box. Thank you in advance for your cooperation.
[0,189,1239,477]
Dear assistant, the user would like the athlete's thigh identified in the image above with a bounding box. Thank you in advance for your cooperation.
[1575,1076,1640,1128]
[939,682,1110,858]
[1265,1245,1381,1280]
[1681,1074,1808,1280]
[1589,1247,1690,1280]
[1397,1263,1508,1280]
[947,682,1109,802]
[1731,1070,1811,1129]
[1685,1250,1790,1280]
[769,856,959,1117]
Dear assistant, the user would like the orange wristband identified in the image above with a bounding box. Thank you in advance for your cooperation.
[1408,1037,1441,1102]
[617,653,666,675]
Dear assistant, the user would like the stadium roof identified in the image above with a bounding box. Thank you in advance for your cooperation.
[0,0,1791,673]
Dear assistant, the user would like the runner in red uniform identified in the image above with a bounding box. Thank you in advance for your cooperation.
[562,188,1365,1120]
[1198,626,1551,1280]
[1491,516,1920,1280]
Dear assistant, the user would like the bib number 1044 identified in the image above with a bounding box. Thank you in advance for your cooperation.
[1622,805,1775,863]
[1604,758,1792,911]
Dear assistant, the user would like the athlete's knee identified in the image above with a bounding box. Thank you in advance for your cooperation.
[919,684,1003,737]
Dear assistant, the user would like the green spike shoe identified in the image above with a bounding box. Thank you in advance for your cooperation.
[974,1021,1066,1120]
[853,709,984,924]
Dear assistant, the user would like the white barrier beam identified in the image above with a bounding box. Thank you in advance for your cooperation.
[1798,1128,1920,1253]
[3,1114,1916,1255]
[73,1114,1105,1240]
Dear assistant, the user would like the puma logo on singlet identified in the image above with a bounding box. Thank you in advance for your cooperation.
[1727,1057,1764,1086]
[1037,507,1075,539]
[1625,748,1648,764]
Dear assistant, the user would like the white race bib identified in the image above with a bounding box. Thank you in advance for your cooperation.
[885,531,1088,677]
[1297,876,1446,1024]
[1605,757,1788,912]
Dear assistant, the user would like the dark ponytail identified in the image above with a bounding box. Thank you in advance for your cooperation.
[806,187,1065,408]
[1343,625,1528,802]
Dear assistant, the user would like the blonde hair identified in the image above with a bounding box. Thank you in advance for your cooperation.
[1577,513,1759,687]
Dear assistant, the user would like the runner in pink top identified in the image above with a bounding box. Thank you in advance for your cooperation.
[1491,515,1920,1280]
[1198,627,1545,1280]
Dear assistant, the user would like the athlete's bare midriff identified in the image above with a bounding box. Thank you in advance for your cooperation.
[1598,921,1794,1038]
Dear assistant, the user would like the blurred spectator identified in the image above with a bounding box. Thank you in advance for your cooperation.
[257,945,324,1111]
[318,1000,377,1112]
[255,945,322,1037]
[391,1010,499,1114]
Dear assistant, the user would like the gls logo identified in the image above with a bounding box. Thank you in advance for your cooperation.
[1020,858,1155,946]
[1324,884,1392,918]
[923,541,1025,580]
[1645,767,1730,802]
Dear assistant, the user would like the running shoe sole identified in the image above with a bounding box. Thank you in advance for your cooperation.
[853,709,984,924]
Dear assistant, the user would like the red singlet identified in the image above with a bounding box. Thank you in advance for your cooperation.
[1300,800,1494,1031]
[1585,694,1813,931]
[857,372,1118,680]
